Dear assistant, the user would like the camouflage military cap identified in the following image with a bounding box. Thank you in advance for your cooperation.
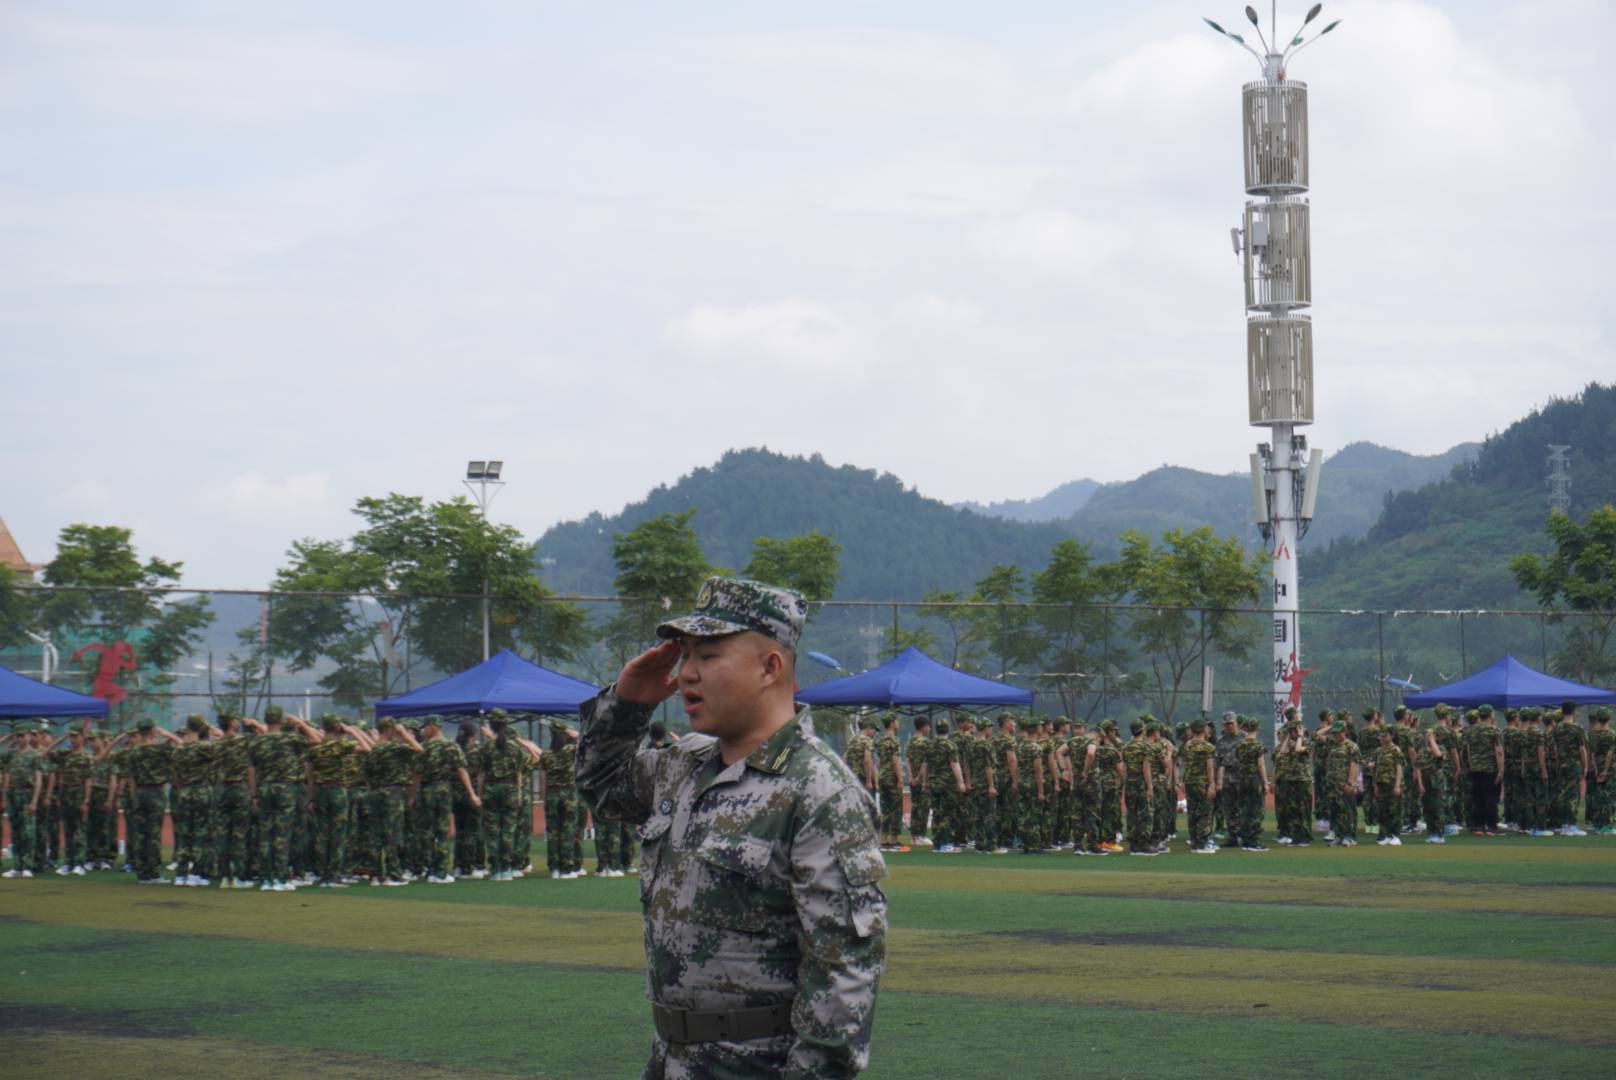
[1129,719,1145,735]
[1282,719,1301,731]
[1317,708,1332,721]
[934,719,950,734]
[420,714,444,728]
[1392,705,1408,719]
[1174,722,1188,735]
[1434,704,1451,717]
[1521,707,1540,721]
[1189,718,1207,731]
[656,576,809,652]
[185,713,208,732]
[264,705,285,722]
[1376,725,1395,738]
[488,708,508,720]
[1239,716,1258,731]
[319,712,344,731]
[1283,706,1298,719]
[1360,708,1376,721]
[135,718,156,732]
[376,716,396,731]
[1593,707,1612,723]
[1477,704,1494,717]
[1335,709,1351,720]
[1017,717,1038,731]
[1098,719,1118,733]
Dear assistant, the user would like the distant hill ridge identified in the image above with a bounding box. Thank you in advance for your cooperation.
[535,434,1485,602]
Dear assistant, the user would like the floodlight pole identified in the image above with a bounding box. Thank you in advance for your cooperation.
[464,463,507,662]
[1208,5,1337,730]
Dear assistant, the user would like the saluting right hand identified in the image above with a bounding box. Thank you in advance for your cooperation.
[617,641,682,705]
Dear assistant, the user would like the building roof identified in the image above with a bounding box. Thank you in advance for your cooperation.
[0,516,39,575]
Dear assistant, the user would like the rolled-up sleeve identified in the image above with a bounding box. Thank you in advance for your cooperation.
[575,685,659,825]
[785,784,887,1079]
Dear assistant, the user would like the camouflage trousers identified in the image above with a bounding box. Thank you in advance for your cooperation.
[1547,766,1580,828]
[129,787,166,880]
[996,788,1020,850]
[313,785,351,883]
[1327,784,1357,840]
[1236,781,1264,846]
[595,806,622,871]
[37,799,58,866]
[908,785,929,840]
[485,782,522,874]
[257,782,300,883]
[87,787,116,864]
[1185,785,1214,849]
[971,790,995,848]
[953,788,977,847]
[544,789,583,873]
[927,785,958,846]
[1124,780,1152,851]
[1448,770,1466,828]
[173,786,213,876]
[518,787,536,870]
[417,784,454,878]
[370,787,407,880]
[1152,782,1175,844]
[57,799,86,868]
[6,790,39,872]
[1586,772,1611,828]
[1017,792,1047,852]
[1275,779,1311,842]
[1049,787,1070,846]
[1362,780,1379,828]
[292,787,314,878]
[644,1030,794,1080]
[1072,782,1099,851]
[212,783,252,882]
[1419,772,1447,835]
[1375,788,1402,838]
[878,784,903,843]
[1096,783,1122,846]
[1503,770,1534,831]
[453,791,484,875]
[1216,783,1239,839]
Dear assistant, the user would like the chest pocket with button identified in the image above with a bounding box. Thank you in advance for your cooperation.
[693,832,788,933]
[637,814,671,902]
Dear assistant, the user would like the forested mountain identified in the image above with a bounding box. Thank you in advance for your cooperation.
[535,436,1481,601]
[956,479,1100,522]
[536,451,1071,599]
[1306,383,1616,611]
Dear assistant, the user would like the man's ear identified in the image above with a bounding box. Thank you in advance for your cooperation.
[759,645,789,689]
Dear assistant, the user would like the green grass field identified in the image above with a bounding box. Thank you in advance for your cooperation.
[3,828,1614,1079]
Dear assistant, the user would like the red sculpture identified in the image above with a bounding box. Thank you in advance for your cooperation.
[1280,649,1314,709]
[70,641,138,705]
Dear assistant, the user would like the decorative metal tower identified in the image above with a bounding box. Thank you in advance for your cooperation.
[1206,4,1339,725]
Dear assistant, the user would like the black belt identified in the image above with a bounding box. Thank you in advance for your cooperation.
[652,1000,793,1044]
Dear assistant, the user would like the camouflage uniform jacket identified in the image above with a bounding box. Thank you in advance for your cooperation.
[904,735,928,785]
[125,741,175,787]
[366,741,417,787]
[170,741,213,787]
[210,734,251,783]
[1369,744,1406,786]
[1014,736,1045,792]
[308,738,356,784]
[540,743,577,790]
[55,747,94,793]
[1121,739,1152,782]
[1325,739,1361,786]
[1464,725,1503,775]
[482,739,528,784]
[1233,737,1266,788]
[843,734,874,786]
[1587,728,1614,778]
[1181,739,1215,790]
[247,731,309,784]
[928,736,960,791]
[1274,741,1310,783]
[1091,741,1123,788]
[966,736,994,792]
[419,737,467,786]
[578,686,887,1079]
[874,733,902,788]
[1549,722,1587,774]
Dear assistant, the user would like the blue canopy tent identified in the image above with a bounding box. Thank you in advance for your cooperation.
[795,647,1034,710]
[374,649,600,718]
[0,664,110,719]
[1402,654,1616,709]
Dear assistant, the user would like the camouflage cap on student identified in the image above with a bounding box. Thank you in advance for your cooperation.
[656,576,809,652]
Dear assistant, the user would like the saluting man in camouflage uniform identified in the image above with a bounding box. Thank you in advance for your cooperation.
[578,577,886,1079]
[247,707,319,891]
[210,711,255,888]
[123,720,181,883]
[1181,719,1217,853]
[1585,708,1614,833]
[905,718,931,845]
[169,715,217,885]
[928,719,963,852]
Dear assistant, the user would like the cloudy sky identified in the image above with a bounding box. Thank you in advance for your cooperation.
[4,0,1610,588]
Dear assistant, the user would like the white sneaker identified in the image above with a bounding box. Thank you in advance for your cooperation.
[2,869,21,878]
[470,869,488,880]
[166,861,178,871]
[261,881,278,892]
[550,870,562,880]
[427,875,451,884]
[1562,826,1588,837]
[20,869,33,878]
[1276,837,1293,846]
[56,865,72,876]
[1425,835,1444,844]
[71,865,87,876]
[625,866,638,874]
[1384,836,1402,846]
[1191,845,1216,854]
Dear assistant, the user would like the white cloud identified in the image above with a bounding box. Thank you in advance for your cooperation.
[972,211,1125,278]
[203,472,334,519]
[664,300,877,377]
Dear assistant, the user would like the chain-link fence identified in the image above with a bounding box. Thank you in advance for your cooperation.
[4,585,1613,746]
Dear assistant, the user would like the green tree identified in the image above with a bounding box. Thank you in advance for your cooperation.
[1116,527,1264,723]
[914,589,987,671]
[744,530,842,600]
[967,564,1044,679]
[0,564,33,650]
[1030,540,1135,721]
[37,524,214,720]
[270,495,586,705]
[599,509,712,665]
[1510,505,1616,683]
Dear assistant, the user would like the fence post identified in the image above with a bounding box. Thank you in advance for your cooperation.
[891,603,899,660]
[1101,606,1111,712]
[1376,611,1386,718]
[1459,612,1467,676]
[1540,611,1549,670]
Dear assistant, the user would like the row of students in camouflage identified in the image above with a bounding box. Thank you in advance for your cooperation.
[813,700,1616,860]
